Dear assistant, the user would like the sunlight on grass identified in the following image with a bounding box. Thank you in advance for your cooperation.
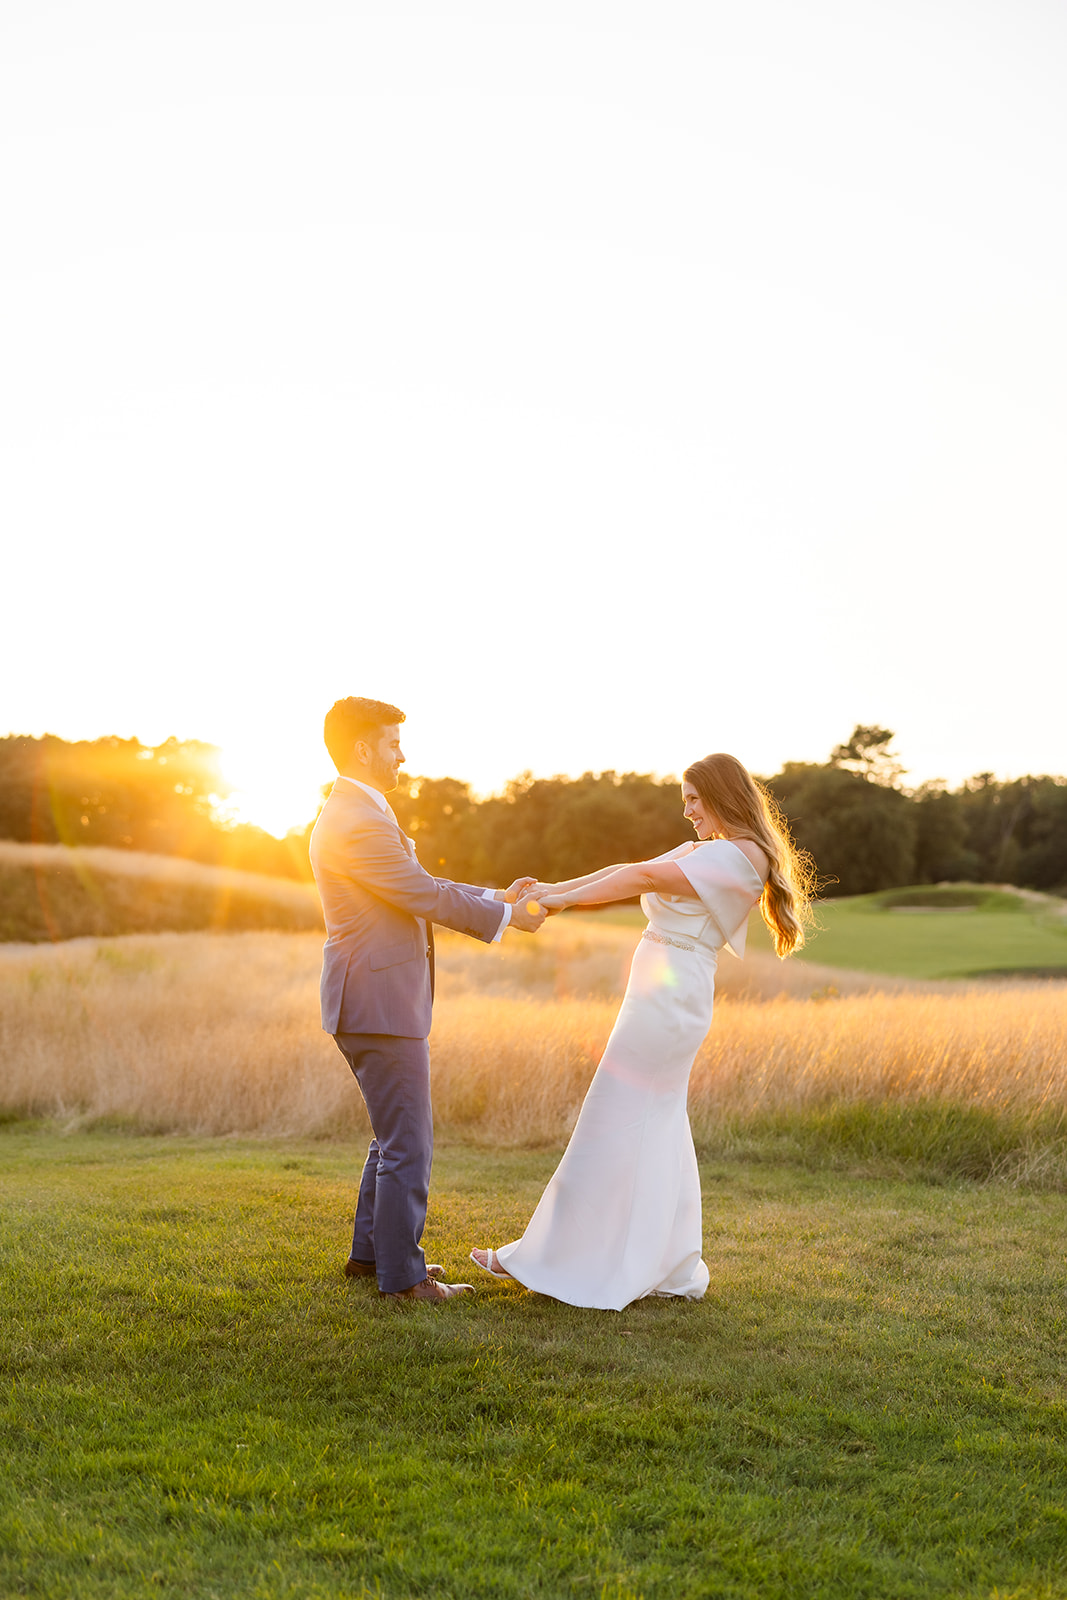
[2,1132,1066,1599]
[2,923,1065,1181]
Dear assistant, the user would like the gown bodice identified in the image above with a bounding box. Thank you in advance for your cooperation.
[642,839,765,958]
[641,891,722,951]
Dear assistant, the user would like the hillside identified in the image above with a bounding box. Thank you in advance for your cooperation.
[0,842,323,943]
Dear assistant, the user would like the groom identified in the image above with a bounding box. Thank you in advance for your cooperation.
[309,696,545,1303]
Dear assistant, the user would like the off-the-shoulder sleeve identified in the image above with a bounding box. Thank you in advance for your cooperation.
[673,841,764,958]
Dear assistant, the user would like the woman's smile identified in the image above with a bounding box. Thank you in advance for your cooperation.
[681,781,718,838]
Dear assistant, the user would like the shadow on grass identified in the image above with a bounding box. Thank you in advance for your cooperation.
[701,1100,1067,1189]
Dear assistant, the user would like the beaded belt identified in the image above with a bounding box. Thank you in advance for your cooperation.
[642,928,697,953]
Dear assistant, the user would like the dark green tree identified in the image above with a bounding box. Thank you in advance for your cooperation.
[955,774,1034,883]
[765,760,916,897]
[910,781,975,883]
[1014,778,1067,891]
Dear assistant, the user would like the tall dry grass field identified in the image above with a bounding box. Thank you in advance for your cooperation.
[3,918,1066,1175]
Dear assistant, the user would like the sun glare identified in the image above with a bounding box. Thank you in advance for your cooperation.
[219,747,327,839]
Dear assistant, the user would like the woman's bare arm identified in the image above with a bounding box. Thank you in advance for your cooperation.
[534,863,635,896]
[542,858,695,909]
[536,843,694,898]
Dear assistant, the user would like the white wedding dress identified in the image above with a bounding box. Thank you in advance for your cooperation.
[494,840,765,1311]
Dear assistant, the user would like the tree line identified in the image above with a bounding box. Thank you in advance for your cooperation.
[0,735,309,879]
[2,728,1065,898]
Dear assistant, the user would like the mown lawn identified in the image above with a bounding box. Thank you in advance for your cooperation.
[2,1129,1066,1599]
[776,891,1067,979]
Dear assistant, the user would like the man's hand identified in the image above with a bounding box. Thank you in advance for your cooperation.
[497,876,537,904]
[507,893,548,933]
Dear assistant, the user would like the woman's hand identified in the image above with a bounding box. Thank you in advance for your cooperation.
[537,893,569,915]
[500,876,538,904]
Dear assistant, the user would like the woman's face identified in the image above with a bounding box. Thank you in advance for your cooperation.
[682,782,721,840]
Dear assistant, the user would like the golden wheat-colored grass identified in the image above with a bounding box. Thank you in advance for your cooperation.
[2,920,1065,1164]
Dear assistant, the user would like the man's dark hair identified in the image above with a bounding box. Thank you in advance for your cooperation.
[324,697,405,772]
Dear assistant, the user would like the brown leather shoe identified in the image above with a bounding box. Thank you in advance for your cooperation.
[380,1275,474,1303]
[345,1259,444,1280]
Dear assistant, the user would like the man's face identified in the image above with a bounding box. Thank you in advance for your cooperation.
[363,723,405,792]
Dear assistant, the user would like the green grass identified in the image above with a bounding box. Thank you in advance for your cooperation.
[3,1130,1067,1599]
[770,886,1067,979]
[0,851,322,942]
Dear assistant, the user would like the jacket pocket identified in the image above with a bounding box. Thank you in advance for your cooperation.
[369,940,419,972]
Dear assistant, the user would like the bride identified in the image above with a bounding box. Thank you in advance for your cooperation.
[470,753,813,1312]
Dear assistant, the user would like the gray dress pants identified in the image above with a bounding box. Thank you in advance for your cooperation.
[334,1032,433,1295]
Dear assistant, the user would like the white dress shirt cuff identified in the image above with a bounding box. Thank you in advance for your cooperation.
[482,889,511,943]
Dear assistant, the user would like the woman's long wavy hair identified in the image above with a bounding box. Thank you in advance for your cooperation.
[683,753,816,957]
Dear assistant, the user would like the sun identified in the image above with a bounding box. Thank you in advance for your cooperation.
[218,745,327,839]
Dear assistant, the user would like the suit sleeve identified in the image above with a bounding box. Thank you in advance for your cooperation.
[440,878,496,897]
[351,816,506,941]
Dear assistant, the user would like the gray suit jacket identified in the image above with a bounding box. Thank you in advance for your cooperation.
[309,779,505,1038]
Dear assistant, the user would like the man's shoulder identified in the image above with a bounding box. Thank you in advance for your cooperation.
[321,781,391,819]
[312,784,395,849]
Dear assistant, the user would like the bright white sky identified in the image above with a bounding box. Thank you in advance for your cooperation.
[3,1,1065,836]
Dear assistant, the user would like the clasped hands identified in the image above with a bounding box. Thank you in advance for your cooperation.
[496,877,569,932]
